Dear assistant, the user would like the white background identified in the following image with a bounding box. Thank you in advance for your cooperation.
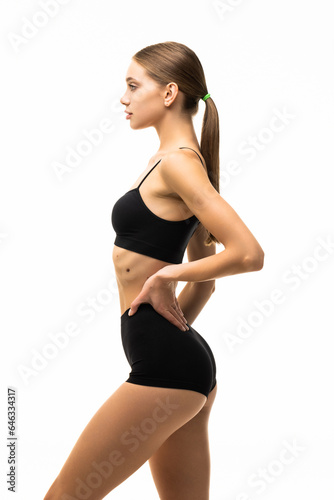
[1,0,333,498]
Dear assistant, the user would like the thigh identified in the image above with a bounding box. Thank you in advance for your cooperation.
[148,383,218,500]
[43,382,206,500]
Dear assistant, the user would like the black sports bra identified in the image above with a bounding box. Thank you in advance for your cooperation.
[111,147,203,264]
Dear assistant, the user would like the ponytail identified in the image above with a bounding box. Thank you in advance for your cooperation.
[200,96,220,245]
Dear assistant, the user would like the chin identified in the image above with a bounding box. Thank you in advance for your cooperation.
[130,121,150,131]
[129,114,158,131]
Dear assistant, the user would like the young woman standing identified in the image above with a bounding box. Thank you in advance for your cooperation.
[44,41,264,500]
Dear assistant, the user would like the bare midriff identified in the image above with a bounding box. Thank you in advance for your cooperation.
[112,245,174,316]
[112,148,205,316]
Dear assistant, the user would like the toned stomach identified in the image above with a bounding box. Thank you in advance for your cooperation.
[112,244,173,316]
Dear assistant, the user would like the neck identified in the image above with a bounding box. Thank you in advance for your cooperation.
[153,111,200,153]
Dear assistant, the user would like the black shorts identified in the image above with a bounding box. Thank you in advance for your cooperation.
[121,303,217,398]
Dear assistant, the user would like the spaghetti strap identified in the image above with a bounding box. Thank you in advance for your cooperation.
[179,147,204,166]
[137,159,162,189]
[138,148,203,189]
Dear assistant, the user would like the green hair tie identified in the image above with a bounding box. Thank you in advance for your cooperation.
[202,93,211,101]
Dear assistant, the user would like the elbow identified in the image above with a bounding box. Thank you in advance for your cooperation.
[242,252,265,271]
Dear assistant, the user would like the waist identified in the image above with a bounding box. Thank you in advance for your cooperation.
[113,244,174,316]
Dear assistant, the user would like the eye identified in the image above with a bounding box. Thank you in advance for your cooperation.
[128,84,136,91]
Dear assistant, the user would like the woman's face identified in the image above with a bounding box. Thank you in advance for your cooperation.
[120,59,167,130]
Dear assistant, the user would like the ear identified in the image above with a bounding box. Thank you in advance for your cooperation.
[164,82,179,106]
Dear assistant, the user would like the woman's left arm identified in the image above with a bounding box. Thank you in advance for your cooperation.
[154,152,264,283]
[128,152,264,327]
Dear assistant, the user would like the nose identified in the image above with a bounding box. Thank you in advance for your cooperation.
[120,93,129,106]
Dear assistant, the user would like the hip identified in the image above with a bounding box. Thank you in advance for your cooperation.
[120,303,215,366]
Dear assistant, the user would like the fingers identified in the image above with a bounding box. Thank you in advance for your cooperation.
[174,300,186,321]
[174,301,188,329]
[128,299,142,316]
[163,305,189,332]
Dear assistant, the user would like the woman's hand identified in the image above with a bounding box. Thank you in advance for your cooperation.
[128,273,189,331]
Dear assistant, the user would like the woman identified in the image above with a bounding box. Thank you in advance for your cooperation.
[44,41,264,500]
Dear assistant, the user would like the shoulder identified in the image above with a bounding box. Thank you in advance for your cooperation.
[162,148,207,171]
[159,148,209,192]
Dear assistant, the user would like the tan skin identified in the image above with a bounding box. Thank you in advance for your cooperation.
[112,147,213,331]
[113,58,216,330]
[43,58,264,500]
[114,58,264,331]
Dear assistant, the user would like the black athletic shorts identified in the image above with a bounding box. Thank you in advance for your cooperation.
[121,303,217,398]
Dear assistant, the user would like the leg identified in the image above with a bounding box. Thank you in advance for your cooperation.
[43,382,206,500]
[148,383,218,500]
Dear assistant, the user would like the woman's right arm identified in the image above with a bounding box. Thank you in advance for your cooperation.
[176,224,216,325]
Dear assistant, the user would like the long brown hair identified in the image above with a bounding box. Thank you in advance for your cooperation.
[133,41,220,246]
